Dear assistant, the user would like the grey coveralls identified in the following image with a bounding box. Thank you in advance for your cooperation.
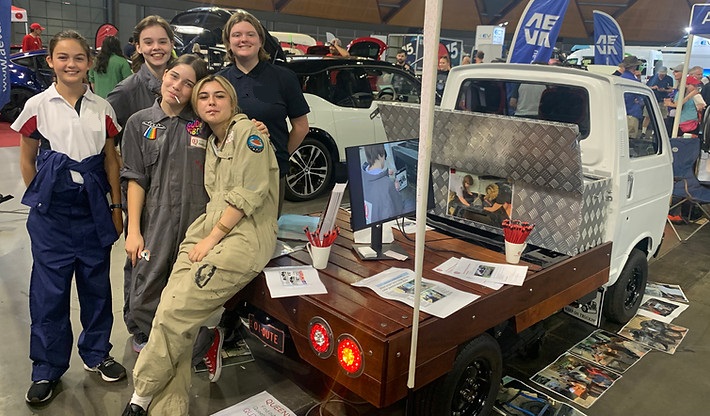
[131,114,279,415]
[120,100,209,338]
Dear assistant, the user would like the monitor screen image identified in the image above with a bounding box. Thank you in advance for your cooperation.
[345,139,434,259]
[446,169,512,228]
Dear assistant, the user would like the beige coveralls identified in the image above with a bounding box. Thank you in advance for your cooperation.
[131,114,279,415]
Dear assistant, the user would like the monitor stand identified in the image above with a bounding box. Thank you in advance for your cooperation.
[352,223,408,261]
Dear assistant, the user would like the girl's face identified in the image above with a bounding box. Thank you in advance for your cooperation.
[228,21,262,61]
[47,39,90,86]
[137,25,173,70]
[196,81,234,126]
[161,64,197,107]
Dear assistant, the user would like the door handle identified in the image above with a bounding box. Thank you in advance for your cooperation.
[626,172,634,198]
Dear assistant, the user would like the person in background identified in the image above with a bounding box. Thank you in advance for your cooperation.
[436,55,451,97]
[13,29,126,405]
[22,23,45,52]
[121,54,209,355]
[647,66,673,118]
[474,50,485,64]
[461,53,471,65]
[328,37,350,57]
[121,75,279,416]
[362,143,403,223]
[394,48,413,73]
[123,37,136,58]
[89,36,132,99]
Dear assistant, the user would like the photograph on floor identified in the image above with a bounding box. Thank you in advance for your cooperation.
[644,282,689,303]
[636,295,689,323]
[493,376,589,416]
[567,329,650,374]
[530,353,621,408]
[618,315,688,354]
[446,169,512,228]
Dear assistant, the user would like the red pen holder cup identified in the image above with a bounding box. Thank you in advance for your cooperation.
[307,243,332,269]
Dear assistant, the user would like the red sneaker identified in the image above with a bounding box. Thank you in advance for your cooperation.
[203,327,224,382]
[668,214,683,224]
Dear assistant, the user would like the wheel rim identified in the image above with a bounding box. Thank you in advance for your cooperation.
[450,358,492,415]
[623,265,643,310]
[287,143,329,199]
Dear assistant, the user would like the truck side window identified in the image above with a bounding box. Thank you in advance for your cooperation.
[625,92,661,158]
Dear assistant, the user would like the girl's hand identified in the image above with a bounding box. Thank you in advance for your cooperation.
[125,231,145,267]
[112,209,123,239]
[252,119,270,137]
[189,236,219,263]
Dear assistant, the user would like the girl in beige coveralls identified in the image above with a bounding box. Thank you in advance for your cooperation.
[122,75,279,416]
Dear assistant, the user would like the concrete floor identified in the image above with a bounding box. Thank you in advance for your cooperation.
[1,137,709,415]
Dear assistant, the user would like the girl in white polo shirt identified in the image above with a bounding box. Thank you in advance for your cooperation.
[12,30,126,405]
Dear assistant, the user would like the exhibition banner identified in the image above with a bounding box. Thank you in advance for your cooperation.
[593,10,624,66]
[0,0,11,108]
[690,4,710,35]
[507,0,570,64]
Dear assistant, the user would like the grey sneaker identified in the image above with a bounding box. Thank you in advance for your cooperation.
[84,356,127,382]
[25,379,59,404]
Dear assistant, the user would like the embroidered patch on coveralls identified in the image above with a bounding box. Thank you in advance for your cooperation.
[195,264,217,288]
[246,135,264,153]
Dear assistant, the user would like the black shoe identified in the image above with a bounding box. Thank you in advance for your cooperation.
[84,356,127,382]
[122,403,147,416]
[25,379,58,404]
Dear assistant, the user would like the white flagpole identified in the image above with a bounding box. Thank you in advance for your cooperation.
[407,0,442,391]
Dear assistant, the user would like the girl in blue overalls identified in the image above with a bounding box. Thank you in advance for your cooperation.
[12,30,126,405]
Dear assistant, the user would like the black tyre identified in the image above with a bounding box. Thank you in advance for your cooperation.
[603,248,648,324]
[285,136,333,202]
[0,88,35,122]
[415,333,502,416]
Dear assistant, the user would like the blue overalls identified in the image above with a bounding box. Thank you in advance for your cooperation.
[23,150,119,381]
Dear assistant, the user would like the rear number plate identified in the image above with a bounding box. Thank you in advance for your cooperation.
[248,313,285,353]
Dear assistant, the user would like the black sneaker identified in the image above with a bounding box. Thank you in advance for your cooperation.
[84,356,127,382]
[122,403,147,416]
[25,379,58,404]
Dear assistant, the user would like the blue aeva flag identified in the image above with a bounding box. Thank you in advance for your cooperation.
[0,0,11,108]
[507,0,570,64]
[593,10,624,66]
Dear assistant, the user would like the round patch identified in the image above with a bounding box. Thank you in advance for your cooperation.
[247,135,265,153]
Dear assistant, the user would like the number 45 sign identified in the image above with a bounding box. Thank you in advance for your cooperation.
[400,34,464,73]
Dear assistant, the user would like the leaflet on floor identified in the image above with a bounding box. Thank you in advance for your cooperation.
[617,315,688,354]
[352,267,479,318]
[637,295,689,323]
[567,329,650,374]
[494,376,588,416]
[645,281,689,303]
[211,390,295,416]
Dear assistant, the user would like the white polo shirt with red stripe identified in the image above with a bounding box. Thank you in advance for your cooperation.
[12,84,121,182]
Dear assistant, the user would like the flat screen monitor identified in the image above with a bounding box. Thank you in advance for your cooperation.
[345,139,434,260]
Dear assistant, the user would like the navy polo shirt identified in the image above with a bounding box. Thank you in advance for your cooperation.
[219,61,310,176]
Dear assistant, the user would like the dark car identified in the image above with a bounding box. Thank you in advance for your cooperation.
[1,49,53,122]
[170,7,284,72]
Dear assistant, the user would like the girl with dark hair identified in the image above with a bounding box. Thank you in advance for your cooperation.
[120,54,210,354]
[89,36,131,98]
[12,29,126,405]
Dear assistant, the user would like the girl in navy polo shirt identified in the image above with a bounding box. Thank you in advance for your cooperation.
[12,30,126,405]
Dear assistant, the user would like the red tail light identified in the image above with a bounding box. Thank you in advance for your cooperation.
[337,334,364,377]
[308,317,333,358]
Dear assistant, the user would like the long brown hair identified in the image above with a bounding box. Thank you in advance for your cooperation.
[131,15,175,73]
[222,10,271,64]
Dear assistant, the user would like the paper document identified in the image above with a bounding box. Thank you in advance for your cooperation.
[211,391,295,416]
[352,267,479,318]
[434,258,504,290]
[263,266,328,298]
[451,257,528,286]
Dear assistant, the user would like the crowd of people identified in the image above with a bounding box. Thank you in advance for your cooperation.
[11,11,309,416]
